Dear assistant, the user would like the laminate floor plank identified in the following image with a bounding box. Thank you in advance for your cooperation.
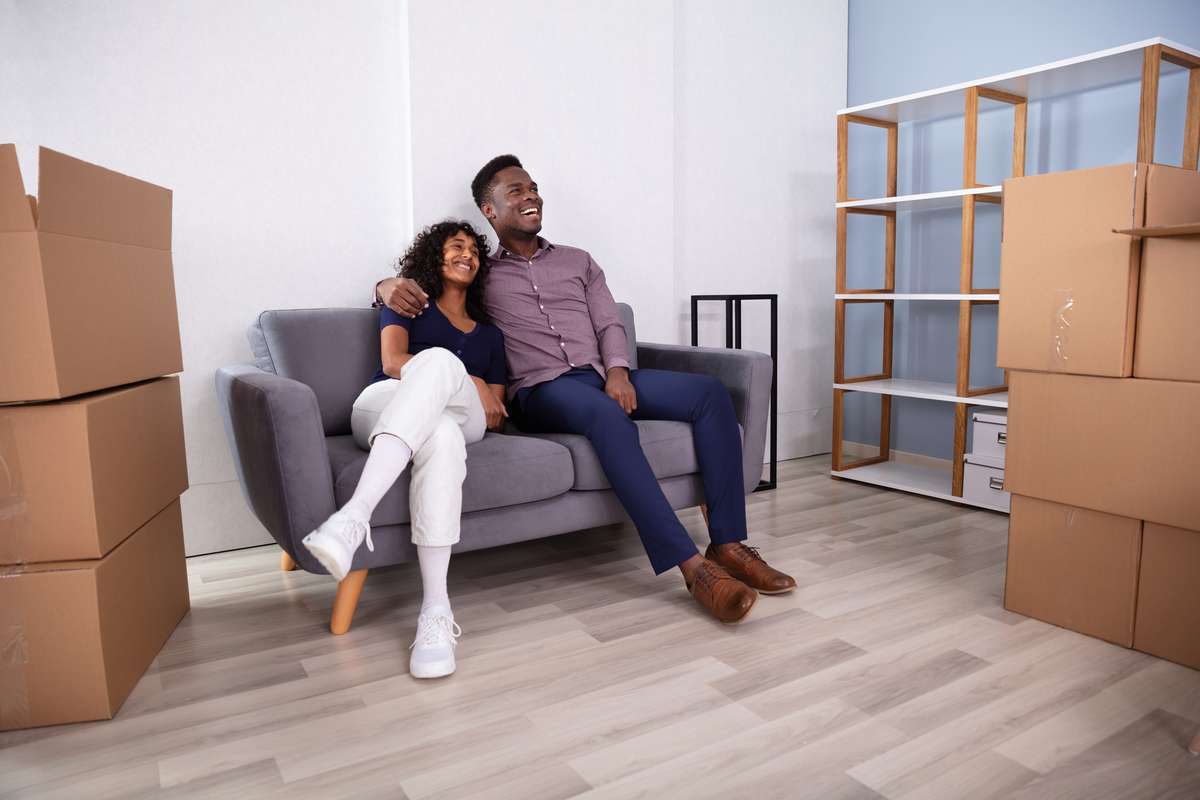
[2,455,1197,800]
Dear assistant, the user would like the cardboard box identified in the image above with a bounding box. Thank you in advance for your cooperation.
[0,377,188,564]
[1004,495,1142,647]
[0,500,189,731]
[998,163,1200,378]
[1127,222,1200,382]
[1134,522,1200,670]
[1006,371,1200,531]
[0,144,182,403]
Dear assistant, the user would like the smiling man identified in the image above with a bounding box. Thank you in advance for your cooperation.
[376,154,795,623]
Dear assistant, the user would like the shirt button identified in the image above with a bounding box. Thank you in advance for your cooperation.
[533,285,538,290]
[539,304,544,310]
[550,325,555,330]
[569,362,576,367]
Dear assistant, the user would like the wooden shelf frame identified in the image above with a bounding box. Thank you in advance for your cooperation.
[833,113,898,473]
[832,38,1200,509]
[1137,43,1200,168]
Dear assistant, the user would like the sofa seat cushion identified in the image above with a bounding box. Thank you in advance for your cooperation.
[328,431,574,526]
[523,420,712,491]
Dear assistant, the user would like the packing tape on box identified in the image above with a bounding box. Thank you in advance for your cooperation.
[0,418,30,565]
[0,571,31,729]
[1050,289,1074,369]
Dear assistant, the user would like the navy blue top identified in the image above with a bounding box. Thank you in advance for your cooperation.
[369,303,507,386]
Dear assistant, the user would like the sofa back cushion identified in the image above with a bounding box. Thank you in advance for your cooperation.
[249,308,379,436]
[248,303,638,436]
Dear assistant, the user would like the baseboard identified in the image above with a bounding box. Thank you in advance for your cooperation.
[840,440,952,471]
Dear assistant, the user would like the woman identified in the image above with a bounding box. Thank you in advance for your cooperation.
[302,220,507,679]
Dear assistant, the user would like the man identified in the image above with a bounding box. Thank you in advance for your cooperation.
[376,155,794,623]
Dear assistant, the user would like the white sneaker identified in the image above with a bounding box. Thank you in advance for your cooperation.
[409,611,461,679]
[301,510,373,582]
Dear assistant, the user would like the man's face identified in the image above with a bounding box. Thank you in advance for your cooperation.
[482,166,543,236]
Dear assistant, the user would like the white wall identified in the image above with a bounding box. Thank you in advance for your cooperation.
[675,0,846,460]
[407,0,677,342]
[409,0,847,460]
[8,0,845,555]
[9,1,414,555]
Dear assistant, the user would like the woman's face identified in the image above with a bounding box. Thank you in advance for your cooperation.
[440,230,481,289]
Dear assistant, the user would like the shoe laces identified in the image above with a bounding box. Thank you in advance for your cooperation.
[727,543,763,565]
[337,516,373,553]
[690,561,723,593]
[411,613,462,650]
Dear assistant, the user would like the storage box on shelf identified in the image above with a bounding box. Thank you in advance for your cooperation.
[968,409,1007,460]
[831,37,1200,511]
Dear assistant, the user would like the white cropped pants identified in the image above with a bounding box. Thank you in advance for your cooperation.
[350,348,487,547]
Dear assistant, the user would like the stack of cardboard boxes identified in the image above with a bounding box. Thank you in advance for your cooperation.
[0,145,190,730]
[997,162,1200,670]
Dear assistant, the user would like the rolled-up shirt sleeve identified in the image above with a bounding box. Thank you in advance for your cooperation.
[584,255,630,372]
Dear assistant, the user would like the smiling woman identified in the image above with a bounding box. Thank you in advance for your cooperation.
[300,218,508,680]
[398,220,494,324]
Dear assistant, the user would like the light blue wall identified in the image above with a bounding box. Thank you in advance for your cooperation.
[844,0,1200,459]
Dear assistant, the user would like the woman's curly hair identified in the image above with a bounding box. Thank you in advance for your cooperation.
[398,220,492,322]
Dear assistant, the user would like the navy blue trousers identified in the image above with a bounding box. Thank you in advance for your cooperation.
[514,368,747,574]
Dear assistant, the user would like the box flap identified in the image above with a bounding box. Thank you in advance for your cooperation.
[36,147,171,250]
[1114,222,1200,238]
[1145,164,1200,227]
[0,145,35,233]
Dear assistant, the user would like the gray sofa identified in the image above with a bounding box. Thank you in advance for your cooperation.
[215,304,773,633]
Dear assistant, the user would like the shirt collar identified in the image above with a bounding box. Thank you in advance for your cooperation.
[494,236,553,260]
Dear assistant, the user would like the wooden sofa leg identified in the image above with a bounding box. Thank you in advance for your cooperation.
[700,504,710,526]
[280,549,299,572]
[330,569,368,635]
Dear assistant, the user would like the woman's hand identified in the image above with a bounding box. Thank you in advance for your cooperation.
[474,377,509,430]
[377,277,429,318]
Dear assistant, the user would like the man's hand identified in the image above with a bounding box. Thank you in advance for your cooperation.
[473,378,509,430]
[378,277,429,318]
[605,367,637,415]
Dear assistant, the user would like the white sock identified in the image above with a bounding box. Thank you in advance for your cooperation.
[342,434,412,523]
[418,545,453,615]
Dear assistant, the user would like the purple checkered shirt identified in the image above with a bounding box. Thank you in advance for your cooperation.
[483,238,629,398]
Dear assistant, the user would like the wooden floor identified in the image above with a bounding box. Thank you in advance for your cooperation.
[3,456,1199,799]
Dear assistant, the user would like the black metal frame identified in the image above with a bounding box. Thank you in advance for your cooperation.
[690,294,778,491]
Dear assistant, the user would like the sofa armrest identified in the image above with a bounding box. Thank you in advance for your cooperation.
[215,365,336,565]
[636,342,772,494]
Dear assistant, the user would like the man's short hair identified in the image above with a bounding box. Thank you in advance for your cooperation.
[471,154,523,208]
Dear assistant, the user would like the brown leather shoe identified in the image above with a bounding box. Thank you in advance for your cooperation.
[706,542,797,594]
[686,559,757,623]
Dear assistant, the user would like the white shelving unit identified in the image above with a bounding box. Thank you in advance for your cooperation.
[836,186,1002,212]
[831,379,1007,408]
[834,294,1001,301]
[830,37,1200,511]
